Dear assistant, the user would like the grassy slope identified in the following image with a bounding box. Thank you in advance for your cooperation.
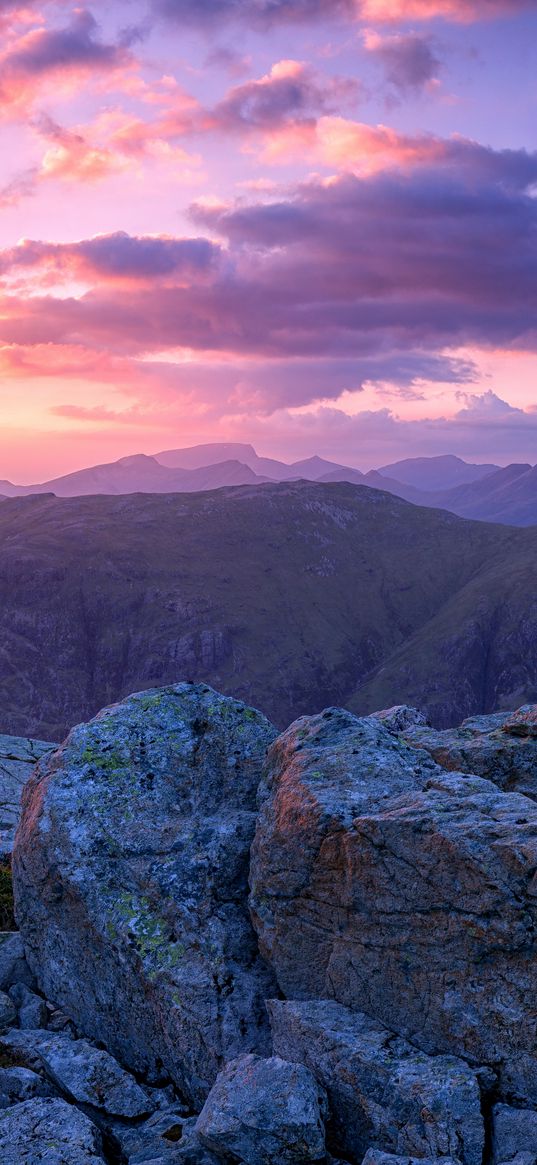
[0,481,534,737]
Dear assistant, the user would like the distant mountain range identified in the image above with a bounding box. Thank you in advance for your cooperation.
[1,444,536,525]
[0,482,536,741]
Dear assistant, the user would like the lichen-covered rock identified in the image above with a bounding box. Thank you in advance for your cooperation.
[0,735,55,856]
[195,1054,327,1165]
[268,1000,484,1165]
[0,1028,153,1118]
[13,684,277,1107]
[250,708,537,1104]
[404,704,537,800]
[492,1104,537,1164]
[0,1097,105,1163]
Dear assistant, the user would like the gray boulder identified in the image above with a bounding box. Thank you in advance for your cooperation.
[0,1028,153,1118]
[0,1065,55,1102]
[13,684,277,1107]
[0,1096,105,1163]
[403,704,537,800]
[269,1000,484,1165]
[492,1104,537,1164]
[250,709,537,1104]
[195,1054,327,1165]
[0,931,35,991]
[9,982,49,1029]
[0,734,55,856]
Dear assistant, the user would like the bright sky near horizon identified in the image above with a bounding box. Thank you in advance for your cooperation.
[1,0,537,481]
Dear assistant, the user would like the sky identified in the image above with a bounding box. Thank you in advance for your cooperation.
[1,0,537,480]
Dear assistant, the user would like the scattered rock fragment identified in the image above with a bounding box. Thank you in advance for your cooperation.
[492,1104,537,1164]
[0,1029,153,1118]
[0,1096,105,1163]
[370,705,430,732]
[362,1153,462,1165]
[269,1000,484,1165]
[195,1054,327,1165]
[9,982,48,1029]
[0,1065,55,1103]
[0,989,16,1033]
[0,931,34,992]
[404,706,537,799]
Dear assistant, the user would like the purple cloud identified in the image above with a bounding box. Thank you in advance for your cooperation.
[4,10,128,74]
[1,231,221,280]
[152,0,354,28]
[364,31,441,94]
[150,0,537,27]
[208,60,359,132]
[0,137,536,415]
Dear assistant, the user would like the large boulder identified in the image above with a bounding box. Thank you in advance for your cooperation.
[0,735,55,856]
[403,705,537,801]
[195,1054,327,1165]
[249,709,537,1104]
[268,1000,484,1165]
[13,683,277,1107]
[0,1097,105,1163]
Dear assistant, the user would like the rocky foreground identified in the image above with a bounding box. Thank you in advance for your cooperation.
[1,685,537,1162]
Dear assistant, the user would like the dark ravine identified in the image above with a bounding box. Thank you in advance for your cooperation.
[0,483,537,741]
[2,683,537,1163]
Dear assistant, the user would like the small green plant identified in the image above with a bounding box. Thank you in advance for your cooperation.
[0,859,16,931]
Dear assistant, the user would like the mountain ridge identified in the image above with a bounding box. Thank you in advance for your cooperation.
[1,445,534,523]
[0,480,535,740]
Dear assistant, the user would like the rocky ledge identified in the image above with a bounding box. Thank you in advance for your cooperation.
[1,683,537,1163]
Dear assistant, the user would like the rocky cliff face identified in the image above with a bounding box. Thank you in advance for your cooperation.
[6,686,537,1163]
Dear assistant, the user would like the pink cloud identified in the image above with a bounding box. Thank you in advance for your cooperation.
[359,0,535,21]
[0,10,135,120]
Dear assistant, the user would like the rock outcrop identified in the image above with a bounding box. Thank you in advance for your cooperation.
[249,708,537,1104]
[11,687,537,1162]
[13,683,277,1107]
[268,1000,484,1165]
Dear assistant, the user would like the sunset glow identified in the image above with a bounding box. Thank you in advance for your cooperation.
[1,0,537,481]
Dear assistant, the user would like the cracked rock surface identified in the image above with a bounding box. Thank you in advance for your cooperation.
[250,708,537,1104]
[268,1000,484,1165]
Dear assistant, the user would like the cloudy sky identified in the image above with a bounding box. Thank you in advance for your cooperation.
[1,0,537,479]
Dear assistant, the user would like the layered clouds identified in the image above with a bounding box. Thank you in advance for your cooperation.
[0,0,536,476]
